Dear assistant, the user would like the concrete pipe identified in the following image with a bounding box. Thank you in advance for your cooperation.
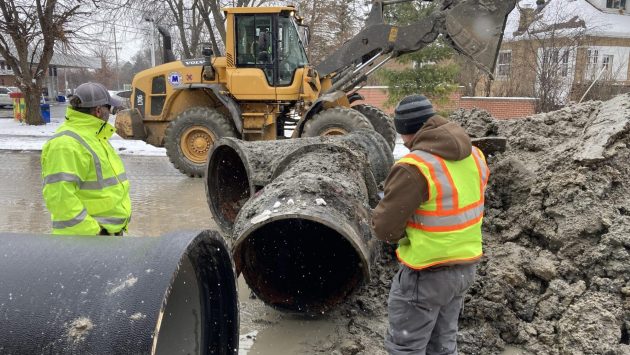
[232,143,387,314]
[0,230,238,354]
[205,129,393,236]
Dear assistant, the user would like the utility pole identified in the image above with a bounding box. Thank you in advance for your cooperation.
[145,17,156,67]
[113,25,120,91]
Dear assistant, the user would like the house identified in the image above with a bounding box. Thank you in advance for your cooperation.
[490,0,630,109]
[0,52,100,98]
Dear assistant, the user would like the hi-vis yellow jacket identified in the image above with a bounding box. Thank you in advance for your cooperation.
[396,147,489,269]
[41,108,131,235]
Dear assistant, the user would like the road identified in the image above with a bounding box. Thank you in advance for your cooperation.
[0,149,337,354]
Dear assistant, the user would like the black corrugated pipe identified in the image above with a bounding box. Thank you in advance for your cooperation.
[157,25,176,63]
[205,130,394,314]
[0,230,238,354]
[205,129,394,236]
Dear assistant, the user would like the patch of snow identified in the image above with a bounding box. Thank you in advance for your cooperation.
[505,0,630,41]
[108,274,138,295]
[250,209,272,224]
[0,113,165,156]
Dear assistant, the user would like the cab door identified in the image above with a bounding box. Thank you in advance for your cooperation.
[227,14,278,101]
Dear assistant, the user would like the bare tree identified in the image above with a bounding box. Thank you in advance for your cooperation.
[0,0,93,125]
[499,1,591,112]
[119,0,366,69]
[455,55,487,96]
[292,0,365,64]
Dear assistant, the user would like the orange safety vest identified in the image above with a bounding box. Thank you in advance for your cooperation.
[395,147,489,269]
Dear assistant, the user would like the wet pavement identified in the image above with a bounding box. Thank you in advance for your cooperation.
[0,151,213,236]
[0,149,338,354]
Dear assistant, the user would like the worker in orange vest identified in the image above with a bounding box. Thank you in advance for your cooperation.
[372,94,490,354]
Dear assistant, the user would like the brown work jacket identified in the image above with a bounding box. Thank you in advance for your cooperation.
[372,115,473,242]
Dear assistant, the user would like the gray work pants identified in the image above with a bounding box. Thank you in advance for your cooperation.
[385,263,477,355]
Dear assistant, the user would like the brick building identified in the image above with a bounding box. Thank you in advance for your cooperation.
[490,0,630,106]
[355,86,538,120]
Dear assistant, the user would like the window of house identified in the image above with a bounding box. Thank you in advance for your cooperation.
[560,51,569,77]
[496,51,512,77]
[540,48,570,77]
[606,0,626,9]
[586,49,599,77]
[558,50,570,77]
[602,55,614,73]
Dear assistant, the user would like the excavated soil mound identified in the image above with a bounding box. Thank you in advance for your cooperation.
[320,94,630,355]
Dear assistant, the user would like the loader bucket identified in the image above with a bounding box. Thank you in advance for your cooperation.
[444,0,518,77]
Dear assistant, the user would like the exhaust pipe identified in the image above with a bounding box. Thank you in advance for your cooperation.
[205,130,394,313]
[205,129,394,236]
[157,25,176,63]
[0,230,238,354]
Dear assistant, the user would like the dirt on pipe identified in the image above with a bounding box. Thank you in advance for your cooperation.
[298,94,630,354]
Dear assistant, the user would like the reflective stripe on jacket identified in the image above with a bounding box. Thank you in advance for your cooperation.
[395,147,489,269]
[41,108,131,235]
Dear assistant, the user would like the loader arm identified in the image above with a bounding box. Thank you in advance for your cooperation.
[315,0,518,94]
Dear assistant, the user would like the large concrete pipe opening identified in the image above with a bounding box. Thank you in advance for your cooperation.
[230,143,384,314]
[206,143,251,235]
[0,230,238,354]
[235,217,366,314]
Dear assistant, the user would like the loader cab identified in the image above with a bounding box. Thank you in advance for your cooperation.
[225,7,309,100]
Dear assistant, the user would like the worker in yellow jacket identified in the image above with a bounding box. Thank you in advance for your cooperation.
[372,95,489,354]
[41,82,131,236]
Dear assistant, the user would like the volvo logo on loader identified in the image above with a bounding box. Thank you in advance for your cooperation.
[182,58,208,66]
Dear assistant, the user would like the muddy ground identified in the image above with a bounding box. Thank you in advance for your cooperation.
[286,94,630,354]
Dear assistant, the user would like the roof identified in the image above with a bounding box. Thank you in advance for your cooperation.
[504,0,630,41]
[49,52,101,69]
[222,6,296,15]
[1,48,101,70]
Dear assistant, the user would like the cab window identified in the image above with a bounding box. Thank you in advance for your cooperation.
[277,15,308,86]
[235,14,274,84]
[150,76,166,116]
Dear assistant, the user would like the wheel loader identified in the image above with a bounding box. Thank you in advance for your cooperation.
[115,0,518,177]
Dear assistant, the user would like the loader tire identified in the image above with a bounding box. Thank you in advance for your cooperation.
[302,107,373,138]
[352,104,396,151]
[165,107,237,177]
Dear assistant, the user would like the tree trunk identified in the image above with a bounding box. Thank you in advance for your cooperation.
[484,75,493,97]
[23,83,44,126]
[206,0,226,44]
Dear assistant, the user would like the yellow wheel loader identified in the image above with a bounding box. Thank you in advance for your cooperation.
[115,0,518,177]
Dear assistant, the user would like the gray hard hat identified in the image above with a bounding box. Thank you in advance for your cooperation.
[73,82,122,108]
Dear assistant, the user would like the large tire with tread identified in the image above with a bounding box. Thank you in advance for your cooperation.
[165,107,237,177]
[302,107,373,138]
[352,104,396,151]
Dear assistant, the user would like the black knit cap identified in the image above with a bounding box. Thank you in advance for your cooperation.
[394,94,435,134]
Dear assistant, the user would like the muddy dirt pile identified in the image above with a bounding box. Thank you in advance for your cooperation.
[317,94,630,354]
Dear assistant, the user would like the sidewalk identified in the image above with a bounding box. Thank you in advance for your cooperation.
[0,103,408,159]
[0,104,166,156]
